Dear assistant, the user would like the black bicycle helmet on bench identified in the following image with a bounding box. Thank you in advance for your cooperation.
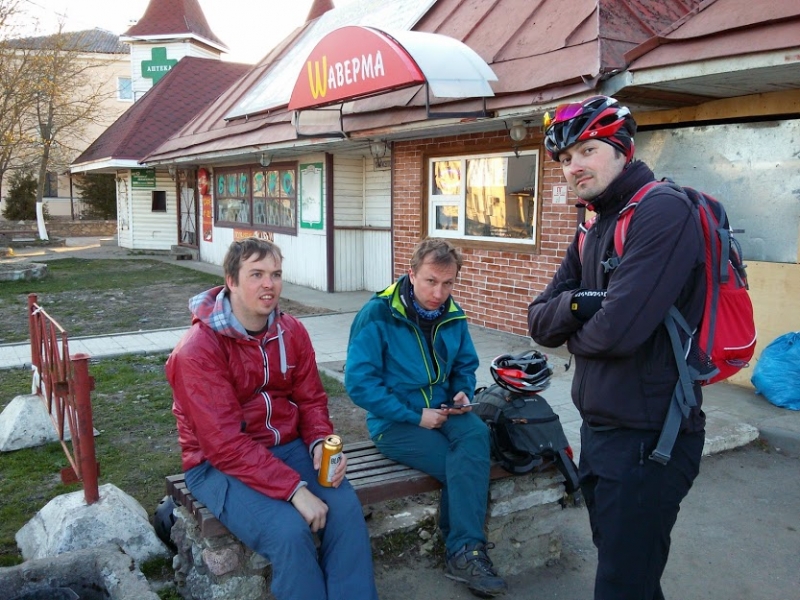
[490,350,553,395]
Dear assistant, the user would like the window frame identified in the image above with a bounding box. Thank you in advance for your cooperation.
[117,77,133,101]
[214,163,298,235]
[151,190,167,212]
[44,170,58,197]
[427,149,540,247]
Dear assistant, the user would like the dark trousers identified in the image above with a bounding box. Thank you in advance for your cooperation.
[579,423,704,600]
[374,412,491,555]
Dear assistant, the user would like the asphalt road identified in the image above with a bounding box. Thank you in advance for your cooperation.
[374,442,800,600]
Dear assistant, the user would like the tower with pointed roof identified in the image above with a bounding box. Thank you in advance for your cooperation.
[120,0,228,100]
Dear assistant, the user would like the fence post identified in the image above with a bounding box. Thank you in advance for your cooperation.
[28,293,40,373]
[71,353,99,504]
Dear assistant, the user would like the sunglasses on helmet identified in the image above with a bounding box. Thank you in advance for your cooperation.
[542,102,585,130]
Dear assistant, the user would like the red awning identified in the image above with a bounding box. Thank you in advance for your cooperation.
[289,26,496,111]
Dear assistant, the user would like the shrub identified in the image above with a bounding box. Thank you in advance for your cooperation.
[2,170,48,220]
[75,173,116,219]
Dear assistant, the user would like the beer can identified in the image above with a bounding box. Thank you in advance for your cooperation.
[318,434,343,487]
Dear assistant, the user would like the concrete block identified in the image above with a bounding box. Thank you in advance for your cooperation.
[0,394,99,452]
[703,412,759,456]
[0,394,70,451]
[0,544,159,600]
[15,483,170,566]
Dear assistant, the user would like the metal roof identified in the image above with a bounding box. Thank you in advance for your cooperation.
[614,0,800,107]
[147,0,752,161]
[7,28,129,54]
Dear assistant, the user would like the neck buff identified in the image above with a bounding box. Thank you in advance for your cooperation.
[409,285,446,320]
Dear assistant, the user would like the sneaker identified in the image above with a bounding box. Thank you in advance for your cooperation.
[445,542,508,597]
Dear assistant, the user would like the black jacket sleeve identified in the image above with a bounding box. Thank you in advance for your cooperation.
[528,230,585,347]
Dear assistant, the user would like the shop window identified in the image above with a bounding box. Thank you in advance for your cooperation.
[428,150,539,245]
[151,190,166,212]
[216,164,297,234]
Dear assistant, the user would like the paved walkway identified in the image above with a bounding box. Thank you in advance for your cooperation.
[2,237,799,458]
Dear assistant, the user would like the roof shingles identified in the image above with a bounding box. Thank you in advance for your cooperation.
[73,57,250,165]
[123,0,227,50]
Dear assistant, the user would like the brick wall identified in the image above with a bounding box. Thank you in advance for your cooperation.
[0,220,116,237]
[392,130,577,337]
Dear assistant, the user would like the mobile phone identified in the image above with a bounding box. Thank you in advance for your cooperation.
[441,402,481,410]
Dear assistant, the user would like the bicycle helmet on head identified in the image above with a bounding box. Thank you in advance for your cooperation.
[490,350,553,395]
[543,95,637,162]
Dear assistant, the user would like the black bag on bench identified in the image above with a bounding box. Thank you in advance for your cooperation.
[473,351,580,495]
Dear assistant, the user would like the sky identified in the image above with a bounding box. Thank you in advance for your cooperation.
[15,0,357,64]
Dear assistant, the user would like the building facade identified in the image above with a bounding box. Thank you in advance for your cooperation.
[76,0,800,387]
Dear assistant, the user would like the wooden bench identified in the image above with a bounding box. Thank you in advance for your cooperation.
[166,439,532,538]
[0,229,39,244]
[166,440,570,599]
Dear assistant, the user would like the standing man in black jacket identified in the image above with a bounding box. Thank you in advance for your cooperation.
[528,96,706,600]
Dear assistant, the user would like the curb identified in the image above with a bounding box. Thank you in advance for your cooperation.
[759,425,800,458]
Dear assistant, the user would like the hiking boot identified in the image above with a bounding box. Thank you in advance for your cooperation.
[445,542,508,597]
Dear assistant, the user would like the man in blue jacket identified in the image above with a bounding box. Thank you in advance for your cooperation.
[528,96,706,600]
[346,238,507,598]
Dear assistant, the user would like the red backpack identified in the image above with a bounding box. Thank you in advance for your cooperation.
[579,181,757,463]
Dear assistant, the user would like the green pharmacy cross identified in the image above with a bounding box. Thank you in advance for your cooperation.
[141,48,178,85]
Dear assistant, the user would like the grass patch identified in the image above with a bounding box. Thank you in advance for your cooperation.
[0,353,177,564]
[319,371,346,396]
[0,257,329,343]
[0,258,221,296]
[0,258,223,343]
[0,354,350,565]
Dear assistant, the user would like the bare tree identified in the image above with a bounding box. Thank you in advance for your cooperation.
[0,1,40,198]
[26,25,117,239]
[0,3,117,238]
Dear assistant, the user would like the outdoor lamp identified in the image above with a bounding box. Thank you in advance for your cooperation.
[509,120,527,142]
[369,140,390,169]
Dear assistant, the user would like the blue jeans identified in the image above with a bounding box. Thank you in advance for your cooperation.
[185,438,378,600]
[579,423,704,600]
[374,411,491,555]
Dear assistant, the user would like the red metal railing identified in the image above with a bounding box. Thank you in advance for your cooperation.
[27,293,99,504]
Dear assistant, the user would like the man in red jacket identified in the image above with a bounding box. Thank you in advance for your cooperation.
[166,238,378,600]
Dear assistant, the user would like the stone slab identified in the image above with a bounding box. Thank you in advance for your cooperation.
[16,483,170,565]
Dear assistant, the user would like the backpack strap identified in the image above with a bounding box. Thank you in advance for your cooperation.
[613,180,665,258]
[577,180,664,270]
[554,448,581,495]
[649,306,699,465]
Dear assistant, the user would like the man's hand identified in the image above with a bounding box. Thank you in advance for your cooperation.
[290,486,328,532]
[419,407,448,429]
[570,289,607,321]
[329,451,348,488]
[441,391,473,413]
